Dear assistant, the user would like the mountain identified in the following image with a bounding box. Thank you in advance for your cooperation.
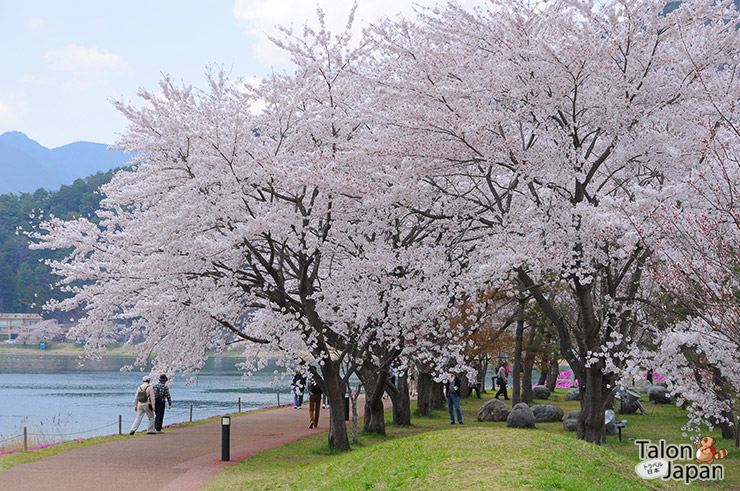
[0,131,132,195]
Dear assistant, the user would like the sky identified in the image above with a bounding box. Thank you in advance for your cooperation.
[0,0,488,149]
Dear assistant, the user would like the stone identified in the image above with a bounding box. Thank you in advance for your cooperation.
[605,409,618,435]
[565,388,580,401]
[506,402,536,429]
[532,385,550,400]
[633,378,651,392]
[531,404,564,423]
[565,410,581,421]
[648,385,672,404]
[563,418,578,432]
[477,398,511,422]
[617,398,640,414]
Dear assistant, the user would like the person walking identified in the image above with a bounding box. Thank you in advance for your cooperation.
[153,374,172,433]
[129,375,156,435]
[495,361,509,400]
[445,369,463,425]
[307,374,322,428]
[292,368,307,409]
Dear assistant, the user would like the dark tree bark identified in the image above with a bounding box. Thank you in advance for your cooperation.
[537,363,548,386]
[320,360,350,451]
[578,363,608,443]
[357,366,388,435]
[416,369,433,415]
[387,373,411,426]
[431,381,445,410]
[546,357,559,392]
[459,375,470,399]
[512,297,526,405]
[521,323,538,403]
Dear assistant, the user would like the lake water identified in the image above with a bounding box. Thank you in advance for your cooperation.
[0,354,546,447]
[0,355,293,445]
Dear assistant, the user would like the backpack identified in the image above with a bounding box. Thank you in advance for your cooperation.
[136,384,149,403]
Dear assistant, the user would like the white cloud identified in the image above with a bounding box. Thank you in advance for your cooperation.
[27,17,45,31]
[232,0,489,65]
[0,100,16,124]
[46,44,130,74]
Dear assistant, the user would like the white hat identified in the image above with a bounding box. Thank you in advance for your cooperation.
[142,376,151,382]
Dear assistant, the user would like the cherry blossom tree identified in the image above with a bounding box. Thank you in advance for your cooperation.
[642,94,740,438]
[365,0,740,442]
[29,8,468,451]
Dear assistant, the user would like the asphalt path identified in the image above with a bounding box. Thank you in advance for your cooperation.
[0,398,372,491]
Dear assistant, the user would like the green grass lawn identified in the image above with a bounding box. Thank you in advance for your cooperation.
[206,389,740,490]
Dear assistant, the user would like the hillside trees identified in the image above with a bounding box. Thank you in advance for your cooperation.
[0,171,115,316]
[366,0,740,442]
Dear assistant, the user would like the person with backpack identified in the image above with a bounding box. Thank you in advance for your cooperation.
[307,373,322,428]
[153,374,172,433]
[292,367,307,409]
[129,375,156,435]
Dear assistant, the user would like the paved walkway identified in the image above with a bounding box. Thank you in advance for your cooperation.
[0,398,372,491]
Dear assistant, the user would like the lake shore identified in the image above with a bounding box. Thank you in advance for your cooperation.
[0,342,246,358]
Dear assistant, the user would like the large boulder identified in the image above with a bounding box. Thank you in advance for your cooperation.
[531,404,564,423]
[477,398,511,422]
[563,410,580,432]
[617,398,640,414]
[565,389,580,401]
[648,385,672,404]
[532,386,551,400]
[563,418,579,432]
[506,403,536,429]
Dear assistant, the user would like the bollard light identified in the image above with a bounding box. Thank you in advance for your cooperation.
[221,415,231,461]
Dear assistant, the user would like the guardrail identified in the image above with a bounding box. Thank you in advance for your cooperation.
[0,392,291,456]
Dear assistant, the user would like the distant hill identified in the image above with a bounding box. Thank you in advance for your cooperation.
[0,131,132,195]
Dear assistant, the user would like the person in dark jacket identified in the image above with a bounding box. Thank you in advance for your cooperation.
[445,369,463,424]
[495,361,509,400]
[292,368,307,409]
[153,374,172,433]
[307,374,322,428]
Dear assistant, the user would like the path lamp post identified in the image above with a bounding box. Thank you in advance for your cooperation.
[221,415,231,461]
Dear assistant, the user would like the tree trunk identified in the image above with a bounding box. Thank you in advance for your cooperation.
[478,354,490,394]
[359,368,387,435]
[537,362,548,386]
[321,361,350,451]
[546,357,558,392]
[512,298,525,405]
[417,370,433,415]
[389,374,411,426]
[431,381,445,410]
[521,324,537,403]
[577,364,606,444]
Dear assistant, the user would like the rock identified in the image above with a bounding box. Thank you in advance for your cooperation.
[566,410,581,421]
[565,389,580,401]
[531,404,564,423]
[563,418,579,432]
[532,386,551,400]
[605,409,617,435]
[633,378,650,392]
[648,385,672,404]
[477,398,511,422]
[617,398,640,414]
[506,402,536,429]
